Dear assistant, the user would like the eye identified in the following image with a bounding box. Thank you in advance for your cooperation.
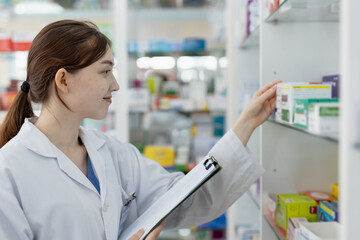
[103,69,112,75]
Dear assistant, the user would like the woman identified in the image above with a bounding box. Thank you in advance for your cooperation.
[0,20,279,240]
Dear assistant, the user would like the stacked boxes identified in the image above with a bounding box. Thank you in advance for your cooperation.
[276,83,332,124]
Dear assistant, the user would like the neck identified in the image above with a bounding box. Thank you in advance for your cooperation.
[35,105,83,150]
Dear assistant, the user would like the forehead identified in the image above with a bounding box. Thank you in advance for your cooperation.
[96,47,114,64]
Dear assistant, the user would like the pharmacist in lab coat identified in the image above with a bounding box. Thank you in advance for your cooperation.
[0,20,280,240]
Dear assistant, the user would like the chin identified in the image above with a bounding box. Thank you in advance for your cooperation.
[89,111,109,120]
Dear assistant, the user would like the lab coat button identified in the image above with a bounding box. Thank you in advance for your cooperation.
[103,203,108,212]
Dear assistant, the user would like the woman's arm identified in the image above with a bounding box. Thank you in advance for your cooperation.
[163,81,281,229]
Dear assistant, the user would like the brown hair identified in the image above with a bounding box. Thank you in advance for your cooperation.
[0,19,111,147]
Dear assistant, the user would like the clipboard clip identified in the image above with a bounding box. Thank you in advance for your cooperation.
[203,156,218,170]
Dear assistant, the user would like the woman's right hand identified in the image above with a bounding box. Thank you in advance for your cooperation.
[128,220,166,240]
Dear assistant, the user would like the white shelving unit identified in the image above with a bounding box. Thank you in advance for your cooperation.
[260,0,340,239]
[228,0,359,239]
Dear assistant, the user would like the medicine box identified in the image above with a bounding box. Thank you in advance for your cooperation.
[144,145,175,168]
[331,184,338,199]
[318,201,338,222]
[293,99,330,129]
[276,194,318,239]
[276,83,332,124]
[322,75,340,98]
[288,217,308,240]
[299,222,339,240]
[308,102,339,135]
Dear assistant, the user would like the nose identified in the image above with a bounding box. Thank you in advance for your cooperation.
[111,75,120,92]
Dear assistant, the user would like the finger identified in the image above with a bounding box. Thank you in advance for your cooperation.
[145,221,166,240]
[128,229,145,240]
[267,97,276,114]
[258,84,277,104]
[257,80,282,95]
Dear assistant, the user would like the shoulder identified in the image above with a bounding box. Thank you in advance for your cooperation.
[0,135,27,165]
[0,135,31,184]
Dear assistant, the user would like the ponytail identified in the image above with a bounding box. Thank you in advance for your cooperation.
[0,88,34,147]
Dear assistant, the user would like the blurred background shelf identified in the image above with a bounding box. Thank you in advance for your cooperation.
[239,25,259,49]
[132,8,222,21]
[128,49,226,57]
[10,9,111,20]
[246,189,260,210]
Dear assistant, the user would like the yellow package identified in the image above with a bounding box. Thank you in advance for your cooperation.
[332,184,338,199]
[144,145,175,167]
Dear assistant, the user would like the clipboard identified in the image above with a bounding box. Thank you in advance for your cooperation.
[118,155,222,240]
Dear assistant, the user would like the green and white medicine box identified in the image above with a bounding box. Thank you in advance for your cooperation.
[293,99,331,129]
[276,83,332,124]
[308,101,339,135]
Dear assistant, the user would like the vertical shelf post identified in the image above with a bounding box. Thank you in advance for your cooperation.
[226,0,239,239]
[113,0,129,142]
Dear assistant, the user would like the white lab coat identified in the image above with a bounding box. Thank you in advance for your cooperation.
[0,118,264,240]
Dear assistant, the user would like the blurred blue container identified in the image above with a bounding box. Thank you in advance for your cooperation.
[182,38,206,51]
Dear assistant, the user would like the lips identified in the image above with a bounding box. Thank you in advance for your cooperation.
[103,96,112,103]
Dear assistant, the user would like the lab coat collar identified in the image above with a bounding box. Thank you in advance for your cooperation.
[19,118,107,199]
[19,118,58,158]
[19,118,106,157]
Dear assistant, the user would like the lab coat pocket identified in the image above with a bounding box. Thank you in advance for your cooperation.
[118,190,136,236]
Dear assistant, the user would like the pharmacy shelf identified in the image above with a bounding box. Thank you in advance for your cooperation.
[132,8,222,21]
[263,215,286,240]
[128,49,226,57]
[17,9,111,20]
[0,9,111,20]
[239,25,260,49]
[265,0,339,22]
[266,119,338,143]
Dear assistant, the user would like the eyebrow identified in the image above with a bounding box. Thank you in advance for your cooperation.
[100,60,114,66]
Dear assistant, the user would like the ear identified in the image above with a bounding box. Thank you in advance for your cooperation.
[54,68,70,94]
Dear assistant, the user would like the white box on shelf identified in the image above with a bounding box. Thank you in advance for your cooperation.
[288,217,308,240]
[299,222,339,240]
[308,102,339,136]
[276,82,332,124]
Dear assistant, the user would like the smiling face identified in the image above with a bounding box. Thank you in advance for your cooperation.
[64,46,119,120]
